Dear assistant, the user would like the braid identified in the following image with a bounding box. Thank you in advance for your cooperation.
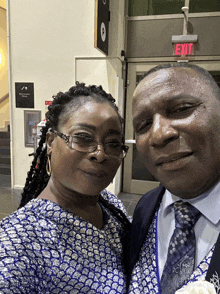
[19,123,50,208]
[99,196,131,252]
[19,82,124,208]
[99,196,131,229]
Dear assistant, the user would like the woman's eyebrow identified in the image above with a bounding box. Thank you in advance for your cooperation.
[74,125,121,136]
[75,123,96,130]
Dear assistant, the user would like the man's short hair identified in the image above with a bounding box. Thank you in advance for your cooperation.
[141,63,220,100]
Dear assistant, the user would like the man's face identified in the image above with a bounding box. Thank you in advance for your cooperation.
[132,67,220,199]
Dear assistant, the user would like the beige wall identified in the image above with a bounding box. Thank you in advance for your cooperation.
[0,0,6,10]
[8,0,125,194]
[0,7,9,129]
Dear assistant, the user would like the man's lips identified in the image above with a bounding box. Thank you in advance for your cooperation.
[155,152,193,166]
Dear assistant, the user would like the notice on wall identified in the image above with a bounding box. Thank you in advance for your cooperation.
[45,100,52,119]
[94,0,110,55]
[15,82,34,108]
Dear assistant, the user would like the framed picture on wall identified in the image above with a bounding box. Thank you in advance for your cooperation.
[24,110,41,147]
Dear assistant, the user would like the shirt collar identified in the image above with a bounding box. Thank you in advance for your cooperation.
[162,181,220,225]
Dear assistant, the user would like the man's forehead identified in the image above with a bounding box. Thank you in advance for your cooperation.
[133,68,173,101]
[133,66,202,100]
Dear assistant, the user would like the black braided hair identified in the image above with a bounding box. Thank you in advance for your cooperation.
[99,196,131,231]
[19,82,130,229]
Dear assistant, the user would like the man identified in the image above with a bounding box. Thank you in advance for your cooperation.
[125,63,220,293]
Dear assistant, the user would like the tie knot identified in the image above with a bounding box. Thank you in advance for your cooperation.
[174,201,201,229]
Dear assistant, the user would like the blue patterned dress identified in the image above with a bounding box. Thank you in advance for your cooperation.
[0,190,130,293]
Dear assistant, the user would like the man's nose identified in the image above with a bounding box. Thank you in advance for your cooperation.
[149,114,179,147]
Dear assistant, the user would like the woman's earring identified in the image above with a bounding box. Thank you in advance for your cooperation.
[46,154,52,176]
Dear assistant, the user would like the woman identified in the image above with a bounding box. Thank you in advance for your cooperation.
[0,83,130,293]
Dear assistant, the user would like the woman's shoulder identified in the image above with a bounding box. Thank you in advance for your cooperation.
[100,189,130,218]
[0,199,59,241]
[101,189,122,206]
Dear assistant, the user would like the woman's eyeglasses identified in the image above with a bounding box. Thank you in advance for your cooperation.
[51,130,129,159]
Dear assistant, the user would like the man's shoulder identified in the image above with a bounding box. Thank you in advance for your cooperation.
[124,185,165,282]
[134,185,165,215]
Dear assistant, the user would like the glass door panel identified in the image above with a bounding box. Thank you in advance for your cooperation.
[123,63,161,194]
[128,0,220,16]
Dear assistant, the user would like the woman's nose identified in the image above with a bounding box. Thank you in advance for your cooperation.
[88,144,108,162]
[149,114,179,147]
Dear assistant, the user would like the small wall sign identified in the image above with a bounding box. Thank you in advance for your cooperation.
[174,43,195,56]
[45,100,52,119]
[94,0,110,55]
[172,35,198,59]
[15,82,34,108]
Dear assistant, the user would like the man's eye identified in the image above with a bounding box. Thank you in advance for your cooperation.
[175,105,191,112]
[135,121,152,134]
[169,104,196,117]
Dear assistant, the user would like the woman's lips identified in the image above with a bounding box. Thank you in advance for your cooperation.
[81,169,108,180]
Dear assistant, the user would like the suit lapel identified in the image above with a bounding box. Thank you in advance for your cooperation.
[206,232,220,282]
[125,185,164,287]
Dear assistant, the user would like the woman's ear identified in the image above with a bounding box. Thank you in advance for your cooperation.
[46,131,55,154]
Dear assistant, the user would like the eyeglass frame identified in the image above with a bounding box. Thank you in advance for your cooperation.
[50,129,129,158]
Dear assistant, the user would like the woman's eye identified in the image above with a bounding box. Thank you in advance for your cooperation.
[105,140,121,149]
[73,133,93,143]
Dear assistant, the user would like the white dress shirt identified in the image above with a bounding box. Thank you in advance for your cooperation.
[157,181,220,279]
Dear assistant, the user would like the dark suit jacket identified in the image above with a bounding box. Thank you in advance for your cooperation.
[125,185,220,289]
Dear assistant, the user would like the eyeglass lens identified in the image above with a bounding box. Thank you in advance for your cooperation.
[69,136,127,158]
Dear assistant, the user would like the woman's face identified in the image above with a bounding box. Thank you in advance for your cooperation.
[47,101,123,197]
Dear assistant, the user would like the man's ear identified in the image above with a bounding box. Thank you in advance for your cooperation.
[46,131,55,154]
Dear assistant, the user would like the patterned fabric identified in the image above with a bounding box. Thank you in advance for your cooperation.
[189,246,215,282]
[160,201,201,294]
[128,212,160,294]
[0,190,130,293]
[127,210,214,294]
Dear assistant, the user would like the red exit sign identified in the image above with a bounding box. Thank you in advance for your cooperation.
[174,43,195,56]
